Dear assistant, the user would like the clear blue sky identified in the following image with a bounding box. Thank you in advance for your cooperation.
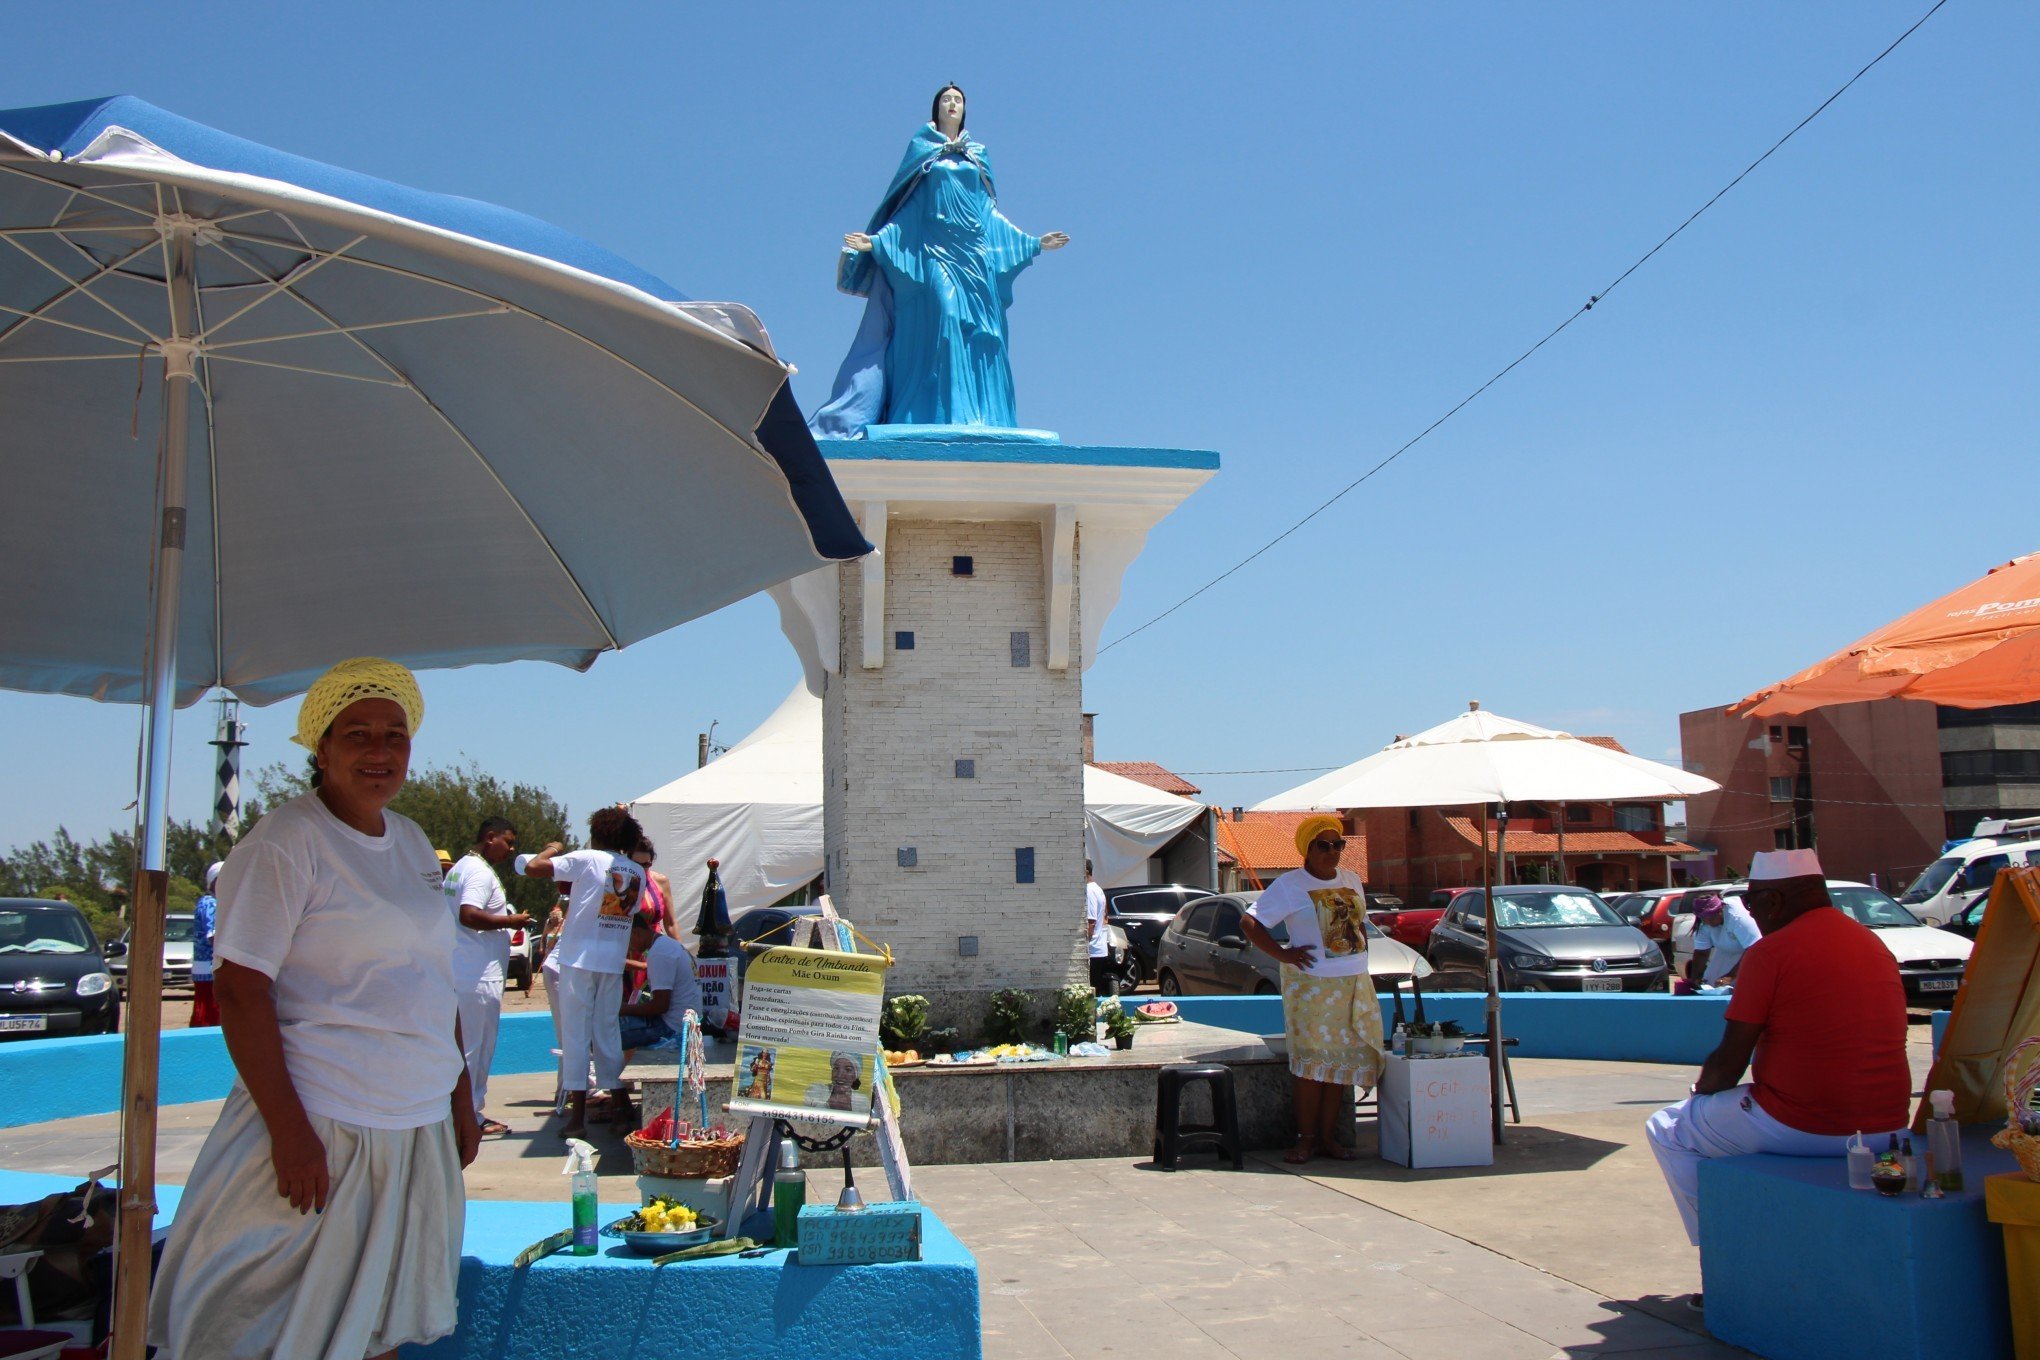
[3,2,2033,851]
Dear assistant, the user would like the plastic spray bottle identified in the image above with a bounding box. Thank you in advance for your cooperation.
[1926,1089,1964,1193]
[563,1138,599,1256]
[774,1137,807,1249]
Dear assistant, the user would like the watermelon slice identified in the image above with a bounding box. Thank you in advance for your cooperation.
[1137,1001,1178,1019]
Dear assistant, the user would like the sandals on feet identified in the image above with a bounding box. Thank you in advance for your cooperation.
[478,1118,511,1137]
[1282,1139,1317,1165]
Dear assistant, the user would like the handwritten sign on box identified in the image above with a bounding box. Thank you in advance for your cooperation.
[795,1201,923,1265]
[1378,1054,1493,1168]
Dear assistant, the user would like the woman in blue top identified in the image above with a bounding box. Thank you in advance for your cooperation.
[810,85,1069,436]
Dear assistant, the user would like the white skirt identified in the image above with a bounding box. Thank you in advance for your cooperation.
[148,1088,464,1360]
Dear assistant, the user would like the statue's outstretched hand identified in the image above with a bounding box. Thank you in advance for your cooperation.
[844,232,874,253]
[1041,232,1070,251]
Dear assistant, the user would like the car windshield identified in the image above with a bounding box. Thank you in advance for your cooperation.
[164,916,193,942]
[0,907,95,955]
[1830,886,1920,930]
[1493,891,1619,929]
[1900,857,1961,904]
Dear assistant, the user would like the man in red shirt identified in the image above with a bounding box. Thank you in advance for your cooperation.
[1645,848,1912,1253]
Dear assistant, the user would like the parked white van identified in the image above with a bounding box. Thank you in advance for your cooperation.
[1897,816,2040,927]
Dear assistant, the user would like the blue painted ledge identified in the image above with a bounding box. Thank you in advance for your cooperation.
[1161,992,1732,1066]
[419,1200,979,1360]
[1698,1125,2014,1360]
[0,1011,566,1129]
[2,996,1737,1131]
[0,1170,979,1360]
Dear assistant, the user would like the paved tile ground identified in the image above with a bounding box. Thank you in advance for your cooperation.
[1,1017,1939,1359]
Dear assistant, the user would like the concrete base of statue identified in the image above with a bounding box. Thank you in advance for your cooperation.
[767,435,1219,1020]
[631,1019,1344,1166]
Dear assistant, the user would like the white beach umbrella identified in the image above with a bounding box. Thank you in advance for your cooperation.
[1253,705,1718,1145]
[1255,706,1718,812]
[0,96,868,1358]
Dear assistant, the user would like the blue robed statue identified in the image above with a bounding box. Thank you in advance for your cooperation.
[809,85,1069,438]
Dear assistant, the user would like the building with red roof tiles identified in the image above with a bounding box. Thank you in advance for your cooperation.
[1216,811,1368,891]
[1360,792,1697,901]
[1092,761,1202,798]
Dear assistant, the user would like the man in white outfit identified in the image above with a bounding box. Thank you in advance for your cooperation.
[1644,849,1912,1310]
[446,816,532,1137]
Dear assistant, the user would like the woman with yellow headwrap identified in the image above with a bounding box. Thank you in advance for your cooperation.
[149,658,478,1360]
[1239,814,1385,1164]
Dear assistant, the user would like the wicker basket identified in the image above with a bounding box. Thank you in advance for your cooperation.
[625,1130,745,1180]
[1991,1035,2040,1182]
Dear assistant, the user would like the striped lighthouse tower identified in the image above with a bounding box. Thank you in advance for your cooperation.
[208,694,247,845]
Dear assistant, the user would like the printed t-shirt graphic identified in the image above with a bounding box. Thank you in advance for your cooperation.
[600,866,640,919]
[1309,886,1368,960]
[1247,866,1371,978]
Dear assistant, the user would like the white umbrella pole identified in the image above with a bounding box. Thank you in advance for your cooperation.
[111,223,199,1360]
[1485,803,1507,1145]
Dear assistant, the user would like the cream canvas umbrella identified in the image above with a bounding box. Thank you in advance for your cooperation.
[1255,704,1718,1141]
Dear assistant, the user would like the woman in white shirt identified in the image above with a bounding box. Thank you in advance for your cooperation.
[1241,815,1386,1165]
[524,806,647,1137]
[148,658,479,1360]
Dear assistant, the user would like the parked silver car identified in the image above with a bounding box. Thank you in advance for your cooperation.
[1427,886,1667,992]
[1154,892,1432,995]
[108,912,195,990]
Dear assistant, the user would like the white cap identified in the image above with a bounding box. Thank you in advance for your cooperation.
[513,853,533,875]
[204,861,225,891]
[1930,1089,1954,1115]
[1750,848,1824,882]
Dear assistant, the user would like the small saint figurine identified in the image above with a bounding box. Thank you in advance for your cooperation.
[809,84,1068,437]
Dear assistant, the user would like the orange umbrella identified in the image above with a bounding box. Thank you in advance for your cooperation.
[1737,552,2040,716]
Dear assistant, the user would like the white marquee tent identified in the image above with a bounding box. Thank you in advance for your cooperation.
[632,685,1210,915]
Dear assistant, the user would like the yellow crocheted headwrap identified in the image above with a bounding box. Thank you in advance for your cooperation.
[292,657,424,750]
[1293,814,1344,858]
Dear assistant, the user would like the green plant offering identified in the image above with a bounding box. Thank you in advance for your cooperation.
[1054,983,1097,1040]
[984,988,1031,1044]
[881,993,931,1050]
[1099,998,1137,1041]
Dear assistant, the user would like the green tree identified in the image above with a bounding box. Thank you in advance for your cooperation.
[0,822,206,940]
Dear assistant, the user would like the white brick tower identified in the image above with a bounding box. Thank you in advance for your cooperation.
[774,434,1215,1028]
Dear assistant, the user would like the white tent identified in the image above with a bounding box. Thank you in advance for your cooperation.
[633,685,1209,915]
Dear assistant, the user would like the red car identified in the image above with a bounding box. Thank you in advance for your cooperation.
[1367,887,1470,951]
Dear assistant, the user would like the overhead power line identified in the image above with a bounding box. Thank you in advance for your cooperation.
[1097,0,1950,657]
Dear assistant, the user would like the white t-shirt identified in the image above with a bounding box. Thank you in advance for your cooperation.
[643,933,703,1032]
[1692,899,1763,983]
[1085,880,1109,958]
[1247,867,1370,978]
[214,793,461,1129]
[549,848,644,974]
[447,851,511,985]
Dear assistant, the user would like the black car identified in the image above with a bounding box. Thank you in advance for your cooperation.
[1426,886,1667,993]
[1104,884,1215,991]
[0,897,121,1038]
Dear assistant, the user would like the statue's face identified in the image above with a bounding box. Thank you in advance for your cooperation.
[936,89,964,135]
